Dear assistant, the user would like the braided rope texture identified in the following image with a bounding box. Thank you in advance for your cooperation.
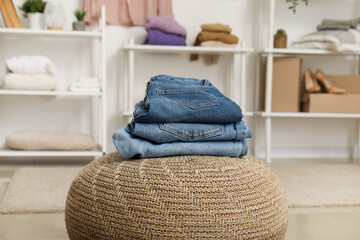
[65,152,288,240]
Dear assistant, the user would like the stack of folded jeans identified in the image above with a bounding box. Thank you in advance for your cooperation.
[112,74,251,159]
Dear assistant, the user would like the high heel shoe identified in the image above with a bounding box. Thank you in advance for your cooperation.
[315,69,346,94]
[304,69,321,93]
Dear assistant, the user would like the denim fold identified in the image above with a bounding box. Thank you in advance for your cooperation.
[113,128,248,159]
[133,74,242,123]
[125,119,251,144]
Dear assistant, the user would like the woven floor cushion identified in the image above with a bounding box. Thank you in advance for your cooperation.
[65,152,288,240]
[6,131,96,151]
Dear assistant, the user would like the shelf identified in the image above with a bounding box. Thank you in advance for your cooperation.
[0,28,102,38]
[262,48,360,56]
[257,111,360,118]
[123,45,254,54]
[122,111,254,117]
[0,146,104,157]
[0,89,102,96]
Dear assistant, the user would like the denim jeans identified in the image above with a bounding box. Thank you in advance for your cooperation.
[113,128,248,159]
[125,119,251,144]
[133,75,242,123]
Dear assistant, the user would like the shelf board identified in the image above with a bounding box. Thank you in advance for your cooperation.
[262,48,360,56]
[0,89,102,96]
[0,146,104,157]
[256,111,360,118]
[0,28,102,38]
[123,45,254,54]
[122,111,254,117]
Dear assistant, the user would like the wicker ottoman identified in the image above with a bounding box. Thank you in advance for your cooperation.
[65,152,288,240]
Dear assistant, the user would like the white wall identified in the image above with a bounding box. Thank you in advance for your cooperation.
[0,0,358,159]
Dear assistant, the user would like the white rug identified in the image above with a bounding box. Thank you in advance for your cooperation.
[271,163,360,208]
[0,167,82,214]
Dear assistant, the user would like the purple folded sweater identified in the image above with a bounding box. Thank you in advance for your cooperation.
[144,29,186,46]
[145,15,187,37]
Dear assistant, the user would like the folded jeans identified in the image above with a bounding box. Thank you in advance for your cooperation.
[126,119,251,143]
[113,128,248,159]
[133,75,242,123]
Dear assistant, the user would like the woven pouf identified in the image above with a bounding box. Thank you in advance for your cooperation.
[65,152,288,240]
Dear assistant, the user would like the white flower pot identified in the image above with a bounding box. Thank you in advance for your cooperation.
[28,13,44,30]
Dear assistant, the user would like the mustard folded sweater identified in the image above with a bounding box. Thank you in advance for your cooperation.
[201,23,232,33]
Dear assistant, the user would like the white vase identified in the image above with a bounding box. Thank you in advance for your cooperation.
[28,13,44,30]
[44,2,66,30]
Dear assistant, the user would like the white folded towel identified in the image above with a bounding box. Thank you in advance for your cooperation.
[5,55,58,76]
[72,82,101,88]
[69,86,101,92]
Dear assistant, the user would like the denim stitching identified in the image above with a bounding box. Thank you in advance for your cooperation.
[148,81,215,89]
[159,123,223,141]
[157,89,219,109]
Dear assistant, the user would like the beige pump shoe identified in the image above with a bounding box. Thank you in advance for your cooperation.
[315,69,346,94]
[304,69,321,93]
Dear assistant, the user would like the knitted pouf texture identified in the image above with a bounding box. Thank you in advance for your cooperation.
[65,152,288,240]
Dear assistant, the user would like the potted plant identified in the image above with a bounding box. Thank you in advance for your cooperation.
[287,0,308,13]
[73,10,87,31]
[19,0,47,29]
[274,29,287,48]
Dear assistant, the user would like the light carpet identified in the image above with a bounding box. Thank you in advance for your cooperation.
[0,167,82,214]
[271,163,360,208]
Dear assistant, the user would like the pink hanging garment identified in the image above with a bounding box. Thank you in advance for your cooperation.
[83,0,173,26]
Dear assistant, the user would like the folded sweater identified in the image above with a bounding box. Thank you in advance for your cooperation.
[5,55,58,76]
[145,15,186,36]
[3,73,56,91]
[201,23,232,33]
[144,29,185,46]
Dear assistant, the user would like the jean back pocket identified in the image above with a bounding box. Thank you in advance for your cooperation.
[157,89,219,109]
[159,123,223,141]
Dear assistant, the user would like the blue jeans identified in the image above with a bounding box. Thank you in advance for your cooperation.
[113,128,248,159]
[133,75,242,123]
[125,119,251,144]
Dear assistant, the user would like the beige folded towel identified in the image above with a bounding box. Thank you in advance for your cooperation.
[6,130,97,151]
[3,73,56,91]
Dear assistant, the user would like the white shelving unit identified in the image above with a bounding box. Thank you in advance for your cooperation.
[0,6,107,158]
[259,0,360,163]
[121,38,254,120]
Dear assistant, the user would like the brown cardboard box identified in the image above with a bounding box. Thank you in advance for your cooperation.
[262,57,302,112]
[302,75,360,113]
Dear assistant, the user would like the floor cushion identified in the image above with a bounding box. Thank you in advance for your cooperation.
[6,130,96,151]
[65,152,288,240]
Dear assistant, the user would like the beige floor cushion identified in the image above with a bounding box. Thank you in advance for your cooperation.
[3,73,56,91]
[6,131,96,151]
[66,152,288,240]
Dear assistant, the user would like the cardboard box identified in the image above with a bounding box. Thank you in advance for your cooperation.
[302,75,360,113]
[262,57,302,112]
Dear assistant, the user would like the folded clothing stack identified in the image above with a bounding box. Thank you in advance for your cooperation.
[190,23,239,65]
[144,15,186,46]
[293,17,360,52]
[3,55,58,91]
[317,17,360,31]
[70,77,101,92]
[112,74,251,159]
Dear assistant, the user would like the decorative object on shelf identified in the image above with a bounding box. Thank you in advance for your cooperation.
[43,1,65,30]
[72,10,86,31]
[274,29,287,48]
[65,152,288,240]
[286,0,308,13]
[19,0,46,29]
[0,0,22,28]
